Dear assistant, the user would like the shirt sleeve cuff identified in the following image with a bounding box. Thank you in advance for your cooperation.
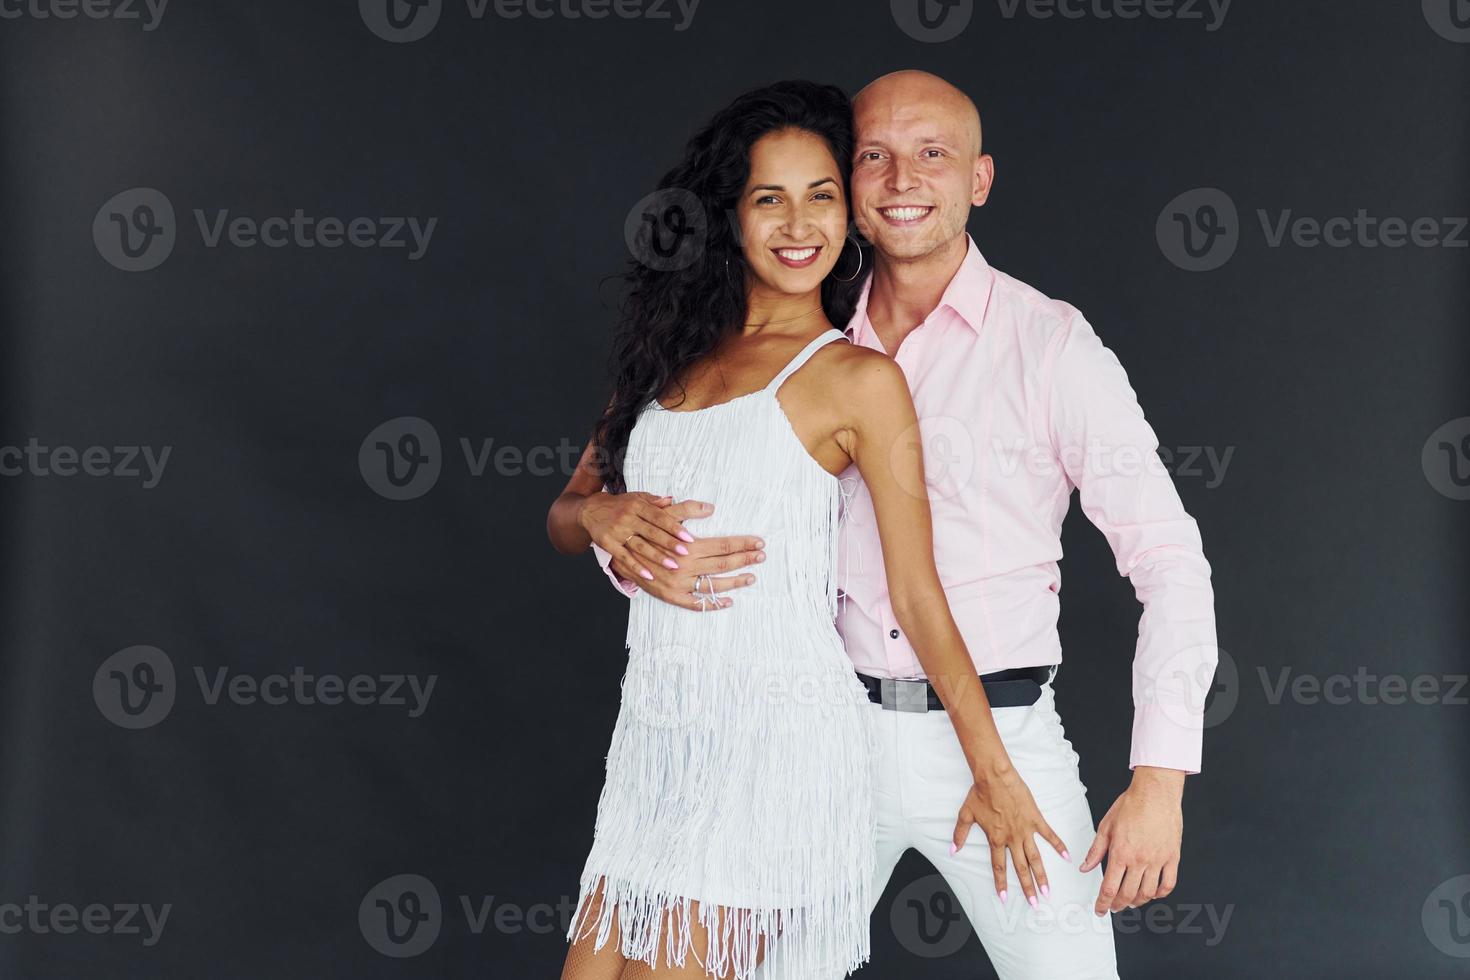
[1128,703,1202,775]
[592,542,640,598]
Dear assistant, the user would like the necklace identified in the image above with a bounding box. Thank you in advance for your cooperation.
[687,306,826,403]
[743,305,823,326]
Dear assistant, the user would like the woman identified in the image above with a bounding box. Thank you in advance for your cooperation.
[548,80,1064,979]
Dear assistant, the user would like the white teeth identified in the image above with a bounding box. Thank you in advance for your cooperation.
[775,247,818,260]
[881,207,930,221]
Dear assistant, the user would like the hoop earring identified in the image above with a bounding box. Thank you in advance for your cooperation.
[832,235,864,283]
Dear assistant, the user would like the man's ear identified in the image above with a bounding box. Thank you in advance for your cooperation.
[972,154,995,207]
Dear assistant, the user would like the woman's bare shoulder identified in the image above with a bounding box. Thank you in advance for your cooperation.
[808,339,907,397]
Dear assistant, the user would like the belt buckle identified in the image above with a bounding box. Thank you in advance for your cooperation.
[880,678,928,713]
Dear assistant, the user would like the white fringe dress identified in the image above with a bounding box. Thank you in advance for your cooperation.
[567,328,878,979]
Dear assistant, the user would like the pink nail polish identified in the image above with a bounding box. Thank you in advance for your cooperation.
[1040,884,1050,899]
[639,569,654,580]
[677,530,695,542]
[949,842,958,855]
[675,544,689,556]
[1028,894,1038,909]
[1061,849,1071,862]
[997,889,1008,904]
[662,558,678,569]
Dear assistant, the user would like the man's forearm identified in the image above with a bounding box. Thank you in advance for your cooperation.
[547,491,593,555]
[1129,765,1187,801]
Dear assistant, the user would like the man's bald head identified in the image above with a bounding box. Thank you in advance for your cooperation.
[848,69,993,264]
[854,70,982,157]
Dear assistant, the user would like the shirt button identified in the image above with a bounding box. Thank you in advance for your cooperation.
[889,629,900,639]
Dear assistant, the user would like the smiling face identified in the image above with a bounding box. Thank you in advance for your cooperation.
[736,127,848,297]
[850,71,991,262]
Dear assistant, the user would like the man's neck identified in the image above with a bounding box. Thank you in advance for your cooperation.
[866,234,969,356]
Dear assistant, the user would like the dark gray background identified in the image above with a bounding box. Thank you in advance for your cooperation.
[1,1,1467,977]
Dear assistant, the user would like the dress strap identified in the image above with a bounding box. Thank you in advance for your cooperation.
[763,328,849,394]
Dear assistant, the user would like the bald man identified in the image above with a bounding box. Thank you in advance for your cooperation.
[591,70,1218,978]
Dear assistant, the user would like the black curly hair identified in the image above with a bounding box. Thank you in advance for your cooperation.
[592,79,867,493]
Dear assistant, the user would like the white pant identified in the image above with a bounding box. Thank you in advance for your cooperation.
[759,668,1120,979]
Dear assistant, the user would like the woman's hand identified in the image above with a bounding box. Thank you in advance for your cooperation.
[577,491,694,580]
[952,766,1070,907]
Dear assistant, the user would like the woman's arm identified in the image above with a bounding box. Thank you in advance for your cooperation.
[840,351,1068,906]
[547,438,765,610]
[547,439,686,558]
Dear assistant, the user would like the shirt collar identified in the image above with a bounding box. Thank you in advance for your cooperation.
[845,234,995,344]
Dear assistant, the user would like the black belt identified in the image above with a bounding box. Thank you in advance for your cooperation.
[856,665,1053,712]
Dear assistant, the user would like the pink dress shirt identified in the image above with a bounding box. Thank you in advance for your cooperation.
[594,236,1218,774]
